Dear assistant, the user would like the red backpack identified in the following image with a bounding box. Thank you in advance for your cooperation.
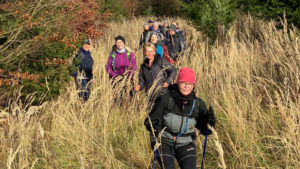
[162,45,175,64]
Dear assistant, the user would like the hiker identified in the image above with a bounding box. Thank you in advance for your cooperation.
[157,18,163,31]
[106,35,137,80]
[148,19,154,30]
[70,39,94,101]
[139,23,151,49]
[144,67,216,169]
[134,43,177,102]
[149,33,163,58]
[149,33,173,64]
[165,24,186,63]
[149,22,164,40]
[171,21,186,45]
[161,20,170,38]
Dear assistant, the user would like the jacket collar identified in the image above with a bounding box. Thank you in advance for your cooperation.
[143,55,160,68]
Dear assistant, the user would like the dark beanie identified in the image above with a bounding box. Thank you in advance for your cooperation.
[83,39,90,45]
[115,35,125,44]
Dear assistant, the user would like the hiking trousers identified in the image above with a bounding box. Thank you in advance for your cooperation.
[75,77,91,101]
[155,142,196,169]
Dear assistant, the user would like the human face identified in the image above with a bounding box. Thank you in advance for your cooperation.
[116,40,125,50]
[171,21,177,26]
[169,30,175,36]
[153,24,159,30]
[178,82,194,96]
[144,25,149,31]
[151,34,158,43]
[144,46,155,60]
[83,43,90,51]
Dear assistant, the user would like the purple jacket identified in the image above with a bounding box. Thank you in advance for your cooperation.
[106,50,137,79]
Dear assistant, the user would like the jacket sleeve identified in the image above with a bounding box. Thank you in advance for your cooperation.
[144,94,168,134]
[70,52,81,77]
[138,66,145,91]
[196,99,215,135]
[106,54,118,78]
[145,32,151,43]
[178,31,186,58]
[90,57,94,79]
[139,34,143,48]
[163,59,177,85]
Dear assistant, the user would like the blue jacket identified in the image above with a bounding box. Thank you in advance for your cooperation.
[71,47,94,79]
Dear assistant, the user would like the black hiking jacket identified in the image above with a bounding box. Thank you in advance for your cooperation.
[165,32,185,61]
[138,55,177,93]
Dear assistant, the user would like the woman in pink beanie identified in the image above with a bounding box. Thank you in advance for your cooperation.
[144,67,216,169]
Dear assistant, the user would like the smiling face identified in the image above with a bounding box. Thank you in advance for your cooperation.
[144,46,155,61]
[116,40,125,50]
[83,43,90,51]
[169,29,175,36]
[178,82,194,96]
[151,34,158,43]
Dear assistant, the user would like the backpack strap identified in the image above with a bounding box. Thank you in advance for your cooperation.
[158,57,168,78]
[126,51,131,60]
[111,51,131,72]
[173,99,196,141]
[111,51,116,72]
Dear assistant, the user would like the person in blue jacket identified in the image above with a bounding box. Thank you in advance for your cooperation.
[70,39,94,101]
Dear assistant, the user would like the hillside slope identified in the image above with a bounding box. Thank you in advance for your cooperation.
[1,16,299,169]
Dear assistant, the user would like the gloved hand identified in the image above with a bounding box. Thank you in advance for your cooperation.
[71,71,77,78]
[207,106,216,127]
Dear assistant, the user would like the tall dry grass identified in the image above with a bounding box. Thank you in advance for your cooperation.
[0,15,299,168]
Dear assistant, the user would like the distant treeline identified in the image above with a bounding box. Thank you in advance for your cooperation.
[105,0,299,42]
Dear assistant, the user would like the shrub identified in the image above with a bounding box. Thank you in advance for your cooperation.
[183,0,237,43]
[0,0,105,106]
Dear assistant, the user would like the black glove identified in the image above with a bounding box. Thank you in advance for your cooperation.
[144,118,161,137]
[207,106,216,127]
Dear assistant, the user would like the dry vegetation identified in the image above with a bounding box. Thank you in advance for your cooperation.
[0,15,299,168]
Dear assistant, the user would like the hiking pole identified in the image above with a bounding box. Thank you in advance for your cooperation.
[201,105,214,169]
[152,149,158,169]
[201,128,209,169]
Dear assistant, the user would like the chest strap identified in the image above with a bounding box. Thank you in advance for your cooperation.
[173,99,196,141]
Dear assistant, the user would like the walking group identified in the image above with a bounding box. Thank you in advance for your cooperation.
[70,19,216,169]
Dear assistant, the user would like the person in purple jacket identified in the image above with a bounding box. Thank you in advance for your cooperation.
[106,35,137,80]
